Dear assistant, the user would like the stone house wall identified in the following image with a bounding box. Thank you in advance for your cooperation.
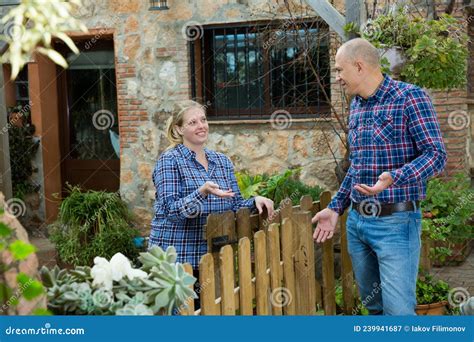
[66,0,472,229]
[1,0,471,231]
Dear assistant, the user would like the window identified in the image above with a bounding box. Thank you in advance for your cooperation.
[15,67,29,106]
[190,20,330,120]
[65,44,119,160]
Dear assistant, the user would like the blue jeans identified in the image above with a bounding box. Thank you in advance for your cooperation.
[346,204,422,315]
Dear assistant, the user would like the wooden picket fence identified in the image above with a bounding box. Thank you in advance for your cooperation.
[180,191,357,316]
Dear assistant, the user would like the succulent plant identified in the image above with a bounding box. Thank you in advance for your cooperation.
[40,246,196,315]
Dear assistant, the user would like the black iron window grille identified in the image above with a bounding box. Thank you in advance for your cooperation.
[189,20,331,120]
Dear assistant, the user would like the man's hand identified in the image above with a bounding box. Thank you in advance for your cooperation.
[312,208,339,243]
[354,171,393,196]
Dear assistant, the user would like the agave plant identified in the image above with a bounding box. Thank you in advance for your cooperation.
[40,246,196,315]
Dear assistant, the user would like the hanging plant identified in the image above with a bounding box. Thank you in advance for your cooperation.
[345,7,468,90]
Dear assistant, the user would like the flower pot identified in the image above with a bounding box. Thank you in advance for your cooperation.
[415,301,448,315]
[378,46,406,79]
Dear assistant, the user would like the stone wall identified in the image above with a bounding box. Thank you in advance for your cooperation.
[67,0,471,229]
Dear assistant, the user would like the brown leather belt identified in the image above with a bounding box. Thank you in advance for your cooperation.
[351,200,419,217]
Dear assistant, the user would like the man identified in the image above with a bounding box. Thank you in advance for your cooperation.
[312,38,447,315]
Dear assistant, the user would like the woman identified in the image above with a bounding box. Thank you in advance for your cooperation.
[149,100,274,272]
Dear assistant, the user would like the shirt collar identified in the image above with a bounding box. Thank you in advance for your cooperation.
[176,144,216,163]
[356,74,392,104]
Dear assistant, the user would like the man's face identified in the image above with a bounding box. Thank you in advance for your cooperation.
[334,51,362,96]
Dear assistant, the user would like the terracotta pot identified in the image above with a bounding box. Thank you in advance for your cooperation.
[415,301,448,315]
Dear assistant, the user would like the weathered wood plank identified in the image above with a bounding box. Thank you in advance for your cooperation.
[199,253,220,315]
[305,0,347,39]
[280,217,296,315]
[340,210,354,315]
[320,191,336,315]
[254,230,269,315]
[220,245,236,315]
[238,237,253,315]
[268,224,282,315]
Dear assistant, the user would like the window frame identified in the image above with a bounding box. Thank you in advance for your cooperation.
[189,19,331,121]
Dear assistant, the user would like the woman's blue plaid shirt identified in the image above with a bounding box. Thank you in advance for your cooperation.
[328,75,447,214]
[149,144,255,268]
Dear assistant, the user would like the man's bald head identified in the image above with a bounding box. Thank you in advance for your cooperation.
[337,38,380,69]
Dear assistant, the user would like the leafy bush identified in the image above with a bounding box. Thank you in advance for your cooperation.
[236,168,324,207]
[416,272,450,305]
[346,7,468,90]
[49,184,139,267]
[40,246,196,315]
[421,173,473,263]
[7,106,40,200]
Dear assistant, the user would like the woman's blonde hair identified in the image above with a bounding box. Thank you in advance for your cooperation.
[165,100,206,149]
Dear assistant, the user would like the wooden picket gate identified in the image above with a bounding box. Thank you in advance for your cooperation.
[180,191,356,316]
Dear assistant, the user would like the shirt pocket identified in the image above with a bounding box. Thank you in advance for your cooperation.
[348,116,359,147]
[373,113,393,144]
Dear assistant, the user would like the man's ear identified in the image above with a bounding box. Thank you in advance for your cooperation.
[355,61,363,73]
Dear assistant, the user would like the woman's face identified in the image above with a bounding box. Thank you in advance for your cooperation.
[178,107,209,147]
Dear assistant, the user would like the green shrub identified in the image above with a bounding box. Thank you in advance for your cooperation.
[421,173,473,263]
[49,184,139,267]
[236,168,324,207]
[7,105,40,200]
[416,272,450,305]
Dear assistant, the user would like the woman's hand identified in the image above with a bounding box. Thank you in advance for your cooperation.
[199,181,235,198]
[255,196,274,217]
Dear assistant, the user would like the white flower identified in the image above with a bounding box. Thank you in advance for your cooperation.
[109,253,147,281]
[91,253,147,290]
[91,257,113,290]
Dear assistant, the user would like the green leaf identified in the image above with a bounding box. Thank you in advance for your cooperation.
[16,273,44,300]
[33,308,52,315]
[0,223,11,238]
[9,240,36,261]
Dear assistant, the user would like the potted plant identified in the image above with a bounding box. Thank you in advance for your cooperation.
[416,272,450,315]
[421,173,473,267]
[40,246,196,315]
[345,5,468,90]
[49,184,140,267]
